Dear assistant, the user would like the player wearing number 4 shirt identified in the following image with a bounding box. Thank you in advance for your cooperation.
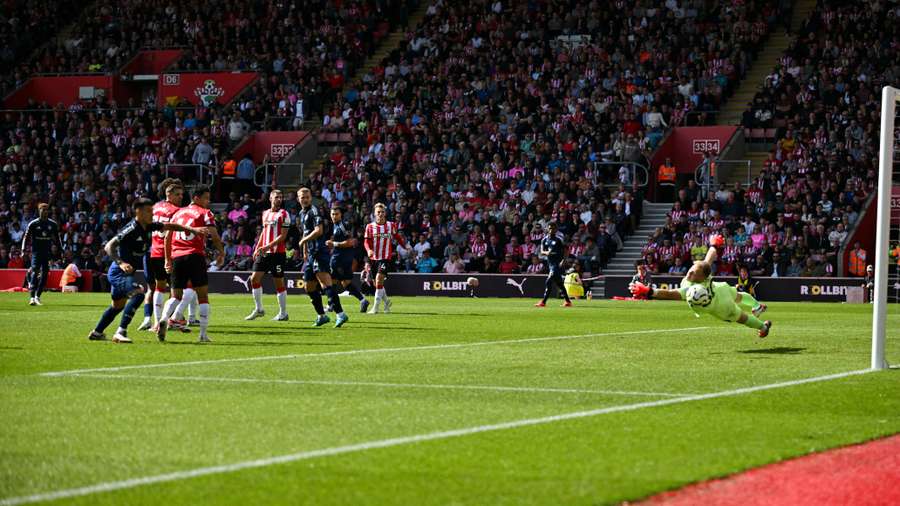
[364,202,407,314]
[245,189,291,322]
[156,186,225,343]
[88,198,206,344]
[297,187,349,328]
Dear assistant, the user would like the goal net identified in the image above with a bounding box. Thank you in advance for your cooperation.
[872,86,900,370]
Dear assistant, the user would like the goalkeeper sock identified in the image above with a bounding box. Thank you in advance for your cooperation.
[743,313,766,330]
[739,292,760,310]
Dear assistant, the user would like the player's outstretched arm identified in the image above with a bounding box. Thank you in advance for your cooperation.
[629,282,682,301]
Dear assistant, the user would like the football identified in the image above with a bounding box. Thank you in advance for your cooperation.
[686,284,711,307]
[467,277,479,287]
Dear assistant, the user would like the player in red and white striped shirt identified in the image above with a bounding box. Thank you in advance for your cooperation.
[138,178,183,332]
[363,203,407,313]
[245,189,291,322]
[157,186,224,343]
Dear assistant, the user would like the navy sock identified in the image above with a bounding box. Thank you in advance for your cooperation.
[143,298,153,317]
[308,290,325,315]
[119,294,144,330]
[346,283,364,301]
[35,268,47,297]
[324,285,343,313]
[542,277,553,303]
[95,305,124,333]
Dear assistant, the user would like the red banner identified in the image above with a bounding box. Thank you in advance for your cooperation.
[4,76,116,108]
[0,269,93,292]
[231,131,311,164]
[650,126,738,175]
[157,72,258,107]
[122,50,183,75]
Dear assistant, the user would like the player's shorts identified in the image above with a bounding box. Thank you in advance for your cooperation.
[330,256,354,281]
[369,258,395,275]
[548,261,564,277]
[144,255,169,283]
[108,263,144,300]
[172,253,209,290]
[706,281,742,322]
[252,252,285,278]
[30,254,50,270]
[303,250,331,281]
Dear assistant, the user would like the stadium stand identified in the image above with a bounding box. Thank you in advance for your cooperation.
[0,0,794,277]
[640,0,897,277]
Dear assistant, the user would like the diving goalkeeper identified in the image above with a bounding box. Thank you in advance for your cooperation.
[629,235,772,337]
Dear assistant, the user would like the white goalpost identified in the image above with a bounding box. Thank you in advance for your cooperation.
[872,86,899,370]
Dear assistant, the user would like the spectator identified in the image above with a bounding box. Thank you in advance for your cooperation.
[443,253,465,274]
[416,250,438,273]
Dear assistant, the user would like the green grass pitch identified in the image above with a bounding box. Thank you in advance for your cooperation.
[1,292,899,505]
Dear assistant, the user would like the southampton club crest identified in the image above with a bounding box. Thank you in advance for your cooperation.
[194,79,225,106]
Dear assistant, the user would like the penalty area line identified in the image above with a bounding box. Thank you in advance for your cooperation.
[38,326,710,377]
[0,368,873,506]
[68,372,694,397]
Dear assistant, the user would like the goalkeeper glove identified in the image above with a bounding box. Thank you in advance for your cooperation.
[629,282,653,299]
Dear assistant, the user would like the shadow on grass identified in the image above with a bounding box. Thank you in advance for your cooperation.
[162,340,345,347]
[738,347,807,355]
[390,312,490,317]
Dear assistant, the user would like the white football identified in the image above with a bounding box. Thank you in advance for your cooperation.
[686,284,711,307]
[467,277,479,287]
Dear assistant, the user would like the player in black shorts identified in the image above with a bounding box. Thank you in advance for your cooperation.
[326,205,369,313]
[22,203,61,306]
[297,187,348,328]
[245,189,291,321]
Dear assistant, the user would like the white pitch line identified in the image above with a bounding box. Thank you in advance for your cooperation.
[39,326,710,377]
[69,373,693,398]
[0,368,873,506]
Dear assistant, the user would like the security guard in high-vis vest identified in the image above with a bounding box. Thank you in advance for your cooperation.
[564,269,584,299]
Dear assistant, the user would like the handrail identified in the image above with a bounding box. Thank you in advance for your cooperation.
[592,161,649,188]
[254,162,304,188]
[164,163,215,188]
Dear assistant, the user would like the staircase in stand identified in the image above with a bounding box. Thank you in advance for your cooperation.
[602,202,674,278]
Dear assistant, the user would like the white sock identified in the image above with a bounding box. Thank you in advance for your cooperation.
[189,293,199,320]
[160,297,180,323]
[140,316,151,324]
[152,290,165,324]
[174,289,194,321]
[116,327,127,336]
[252,287,263,311]
[276,290,287,314]
[199,303,210,338]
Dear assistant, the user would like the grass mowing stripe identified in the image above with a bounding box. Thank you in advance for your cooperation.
[1,368,873,506]
[38,326,710,377]
[67,373,694,397]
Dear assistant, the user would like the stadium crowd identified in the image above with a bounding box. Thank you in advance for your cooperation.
[641,0,898,277]
[6,0,865,283]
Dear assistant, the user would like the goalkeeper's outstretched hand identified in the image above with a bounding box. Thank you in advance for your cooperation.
[709,234,724,248]
[629,282,651,299]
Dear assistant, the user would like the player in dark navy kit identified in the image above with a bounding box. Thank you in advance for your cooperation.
[535,221,572,307]
[88,198,205,343]
[21,203,61,306]
[326,205,369,313]
[296,188,348,328]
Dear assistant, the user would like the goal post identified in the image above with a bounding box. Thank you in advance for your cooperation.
[872,86,899,370]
